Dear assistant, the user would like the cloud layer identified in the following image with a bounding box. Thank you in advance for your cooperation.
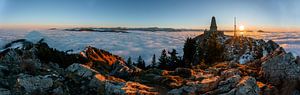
[0,30,299,64]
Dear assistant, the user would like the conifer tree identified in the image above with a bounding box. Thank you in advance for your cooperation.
[126,57,132,66]
[151,54,157,68]
[136,56,146,69]
[169,49,179,69]
[183,37,196,67]
[158,49,169,69]
[197,34,224,65]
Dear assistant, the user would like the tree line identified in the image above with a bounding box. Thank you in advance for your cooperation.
[127,35,224,70]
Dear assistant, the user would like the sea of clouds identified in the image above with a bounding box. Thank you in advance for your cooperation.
[0,29,299,64]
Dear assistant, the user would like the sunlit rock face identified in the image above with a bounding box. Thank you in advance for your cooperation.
[81,46,126,66]
[0,40,153,95]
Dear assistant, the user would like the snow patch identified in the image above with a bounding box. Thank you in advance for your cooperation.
[9,42,24,49]
[239,52,254,64]
[262,48,268,57]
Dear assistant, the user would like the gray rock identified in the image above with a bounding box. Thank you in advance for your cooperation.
[88,74,106,88]
[199,76,221,92]
[109,61,141,79]
[217,75,241,93]
[104,81,159,95]
[262,52,300,85]
[235,76,259,95]
[204,75,241,95]
[221,69,241,78]
[17,75,53,92]
[66,63,98,78]
[266,40,280,53]
[167,86,197,95]
[104,81,126,95]
[219,88,236,95]
[52,86,64,95]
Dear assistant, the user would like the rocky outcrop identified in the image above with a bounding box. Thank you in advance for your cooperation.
[80,46,140,79]
[65,63,98,78]
[109,60,141,79]
[0,40,158,95]
[17,75,54,92]
[261,52,300,85]
[105,81,158,95]
[194,30,283,65]
[81,46,125,66]
[235,76,260,95]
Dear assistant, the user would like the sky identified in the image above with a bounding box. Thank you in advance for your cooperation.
[0,0,299,31]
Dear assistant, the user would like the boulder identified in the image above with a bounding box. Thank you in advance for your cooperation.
[88,74,106,88]
[122,81,158,95]
[17,74,53,92]
[199,76,221,92]
[215,75,241,94]
[105,81,126,95]
[105,81,158,95]
[261,52,300,85]
[266,40,280,53]
[221,69,241,78]
[109,61,141,79]
[235,76,260,95]
[167,86,197,95]
[65,63,98,78]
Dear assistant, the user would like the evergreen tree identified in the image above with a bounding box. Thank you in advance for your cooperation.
[183,37,196,67]
[126,57,132,66]
[158,49,169,69]
[168,49,179,69]
[206,34,224,64]
[198,34,224,65]
[151,54,157,68]
[136,56,146,69]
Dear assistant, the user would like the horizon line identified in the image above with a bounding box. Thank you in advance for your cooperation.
[1,23,299,32]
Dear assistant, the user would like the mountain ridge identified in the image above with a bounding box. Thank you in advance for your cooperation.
[0,31,299,94]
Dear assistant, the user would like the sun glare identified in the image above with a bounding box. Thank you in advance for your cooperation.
[239,25,245,31]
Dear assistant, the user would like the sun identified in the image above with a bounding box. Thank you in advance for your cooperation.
[239,25,245,31]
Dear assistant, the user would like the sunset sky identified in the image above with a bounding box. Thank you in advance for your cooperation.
[0,0,299,31]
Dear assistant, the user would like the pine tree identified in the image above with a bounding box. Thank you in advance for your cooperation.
[199,34,224,65]
[126,57,132,66]
[169,49,179,69]
[208,34,224,64]
[158,49,169,69]
[183,37,196,67]
[151,54,157,68]
[136,56,146,69]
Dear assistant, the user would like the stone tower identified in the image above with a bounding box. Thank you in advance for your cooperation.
[204,16,224,36]
[210,16,217,31]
